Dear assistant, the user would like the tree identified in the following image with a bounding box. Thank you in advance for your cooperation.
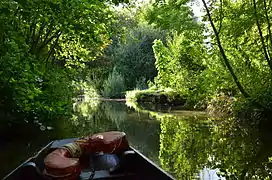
[0,0,129,127]
[146,0,272,109]
[146,0,200,33]
[102,68,126,98]
[201,0,272,107]
[201,0,250,98]
[112,25,166,89]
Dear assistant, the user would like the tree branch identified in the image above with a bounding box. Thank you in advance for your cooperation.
[253,0,272,71]
[45,32,62,64]
[37,24,54,53]
[27,20,36,45]
[263,0,272,57]
[201,0,250,98]
[217,0,223,36]
[30,21,47,54]
[31,21,37,45]
[38,30,61,53]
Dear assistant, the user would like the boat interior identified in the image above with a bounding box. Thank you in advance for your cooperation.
[6,139,173,180]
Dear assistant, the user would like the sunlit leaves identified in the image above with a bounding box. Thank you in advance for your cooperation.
[0,0,130,125]
[146,0,200,33]
[152,31,206,106]
[209,0,272,106]
[147,0,272,109]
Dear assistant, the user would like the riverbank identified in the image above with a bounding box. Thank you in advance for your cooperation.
[126,89,190,111]
[125,89,256,119]
[89,98,126,102]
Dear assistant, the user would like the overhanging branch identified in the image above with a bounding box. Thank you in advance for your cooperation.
[201,0,250,98]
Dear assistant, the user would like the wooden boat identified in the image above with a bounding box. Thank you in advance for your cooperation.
[3,137,174,180]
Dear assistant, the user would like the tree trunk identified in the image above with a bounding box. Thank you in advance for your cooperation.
[38,30,60,53]
[253,0,272,71]
[45,32,62,64]
[263,0,272,57]
[201,0,250,98]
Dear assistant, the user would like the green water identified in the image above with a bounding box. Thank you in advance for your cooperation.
[1,100,272,179]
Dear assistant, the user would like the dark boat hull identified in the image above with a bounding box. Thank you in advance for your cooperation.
[3,138,174,180]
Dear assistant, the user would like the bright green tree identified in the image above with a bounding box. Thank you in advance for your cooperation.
[0,0,129,128]
[146,0,272,110]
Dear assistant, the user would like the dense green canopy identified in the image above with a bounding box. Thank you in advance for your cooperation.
[0,0,129,129]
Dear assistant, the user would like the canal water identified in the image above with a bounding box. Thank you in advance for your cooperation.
[1,99,272,179]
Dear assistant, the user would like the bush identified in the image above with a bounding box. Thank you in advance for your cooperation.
[136,77,148,90]
[102,68,126,98]
[207,93,236,118]
[110,25,166,89]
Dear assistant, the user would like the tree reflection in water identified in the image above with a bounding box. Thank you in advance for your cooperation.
[158,113,272,179]
[2,100,272,179]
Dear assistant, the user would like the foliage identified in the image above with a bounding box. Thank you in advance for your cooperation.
[136,76,148,90]
[0,0,129,128]
[205,0,272,107]
[152,31,207,106]
[126,89,182,102]
[102,68,126,98]
[143,0,272,113]
[146,0,200,33]
[3,0,272,178]
[109,24,166,89]
[207,92,237,117]
[87,3,166,92]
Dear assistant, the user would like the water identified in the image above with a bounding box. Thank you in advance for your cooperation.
[1,100,272,179]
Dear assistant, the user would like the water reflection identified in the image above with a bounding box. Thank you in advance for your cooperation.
[198,168,224,180]
[158,114,272,179]
[1,99,272,179]
[159,116,213,179]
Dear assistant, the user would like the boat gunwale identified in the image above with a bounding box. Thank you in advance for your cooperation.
[3,141,54,180]
[3,139,175,180]
[130,146,175,179]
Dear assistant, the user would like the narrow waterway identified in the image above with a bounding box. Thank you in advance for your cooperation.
[1,100,272,179]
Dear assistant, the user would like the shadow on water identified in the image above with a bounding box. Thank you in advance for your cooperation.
[0,100,160,178]
[1,98,272,179]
